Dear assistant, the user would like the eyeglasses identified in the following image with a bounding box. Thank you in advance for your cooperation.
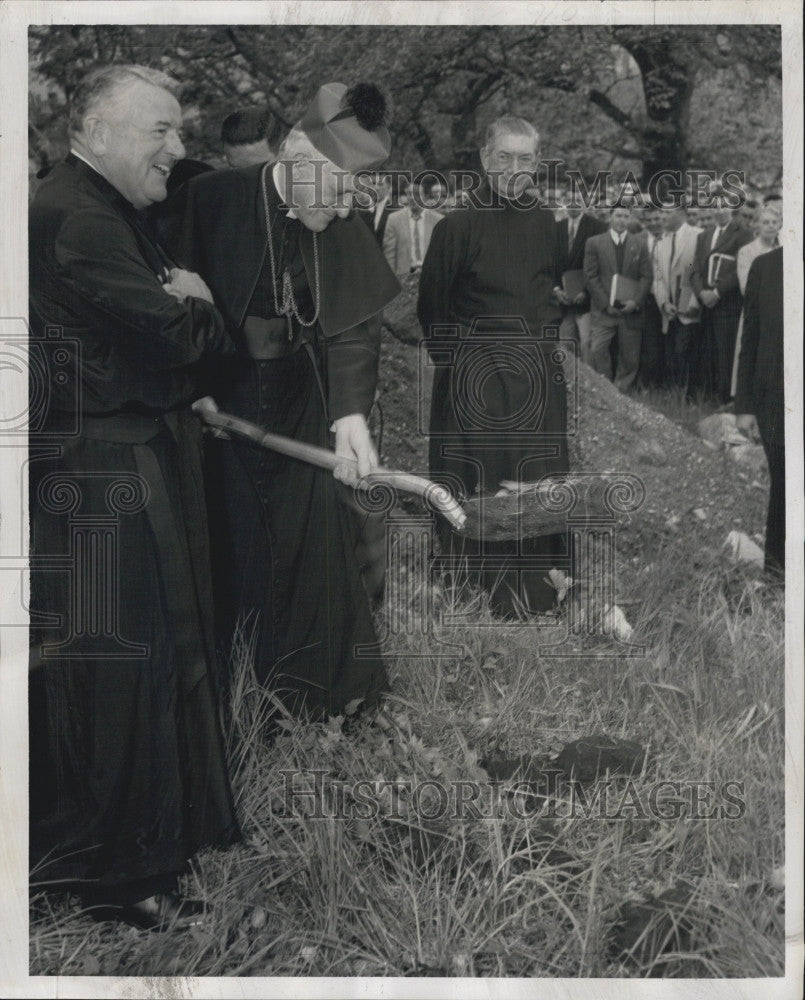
[493,151,537,170]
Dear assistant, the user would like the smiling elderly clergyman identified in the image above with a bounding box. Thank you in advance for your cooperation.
[28,65,240,931]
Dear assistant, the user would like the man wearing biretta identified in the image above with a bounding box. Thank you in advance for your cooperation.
[171,82,400,720]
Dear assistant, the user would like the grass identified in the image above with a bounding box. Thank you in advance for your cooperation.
[29,390,785,980]
[631,383,723,435]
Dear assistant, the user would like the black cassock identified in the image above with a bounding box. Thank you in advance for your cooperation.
[735,246,784,573]
[28,156,239,901]
[172,165,400,718]
[418,188,569,614]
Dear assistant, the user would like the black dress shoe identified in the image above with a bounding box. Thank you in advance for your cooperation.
[87,892,206,931]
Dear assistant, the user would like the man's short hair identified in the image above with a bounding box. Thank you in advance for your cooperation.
[221,107,283,150]
[660,192,690,211]
[69,64,180,137]
[708,183,739,208]
[416,175,445,198]
[483,115,539,150]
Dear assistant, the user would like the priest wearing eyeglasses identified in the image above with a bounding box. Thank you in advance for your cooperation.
[417,115,569,617]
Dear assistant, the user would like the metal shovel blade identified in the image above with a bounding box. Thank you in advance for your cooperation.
[193,399,608,541]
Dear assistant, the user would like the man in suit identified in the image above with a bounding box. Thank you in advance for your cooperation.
[637,204,667,388]
[652,199,703,392]
[383,177,442,277]
[584,204,653,392]
[690,186,753,401]
[358,172,394,245]
[28,64,239,930]
[735,246,784,576]
[553,184,606,363]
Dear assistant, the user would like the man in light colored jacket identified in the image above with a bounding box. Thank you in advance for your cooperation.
[653,199,702,390]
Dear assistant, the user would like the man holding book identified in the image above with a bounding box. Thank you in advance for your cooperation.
[689,186,753,401]
[652,198,703,392]
[583,204,653,392]
[553,184,606,364]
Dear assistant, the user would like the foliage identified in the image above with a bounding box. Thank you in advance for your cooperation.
[29,24,781,187]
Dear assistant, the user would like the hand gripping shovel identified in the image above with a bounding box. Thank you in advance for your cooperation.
[192,398,609,541]
[193,397,466,532]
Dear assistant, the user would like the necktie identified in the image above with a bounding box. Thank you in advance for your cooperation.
[413,216,422,264]
[569,217,577,246]
[615,233,625,273]
[668,230,676,286]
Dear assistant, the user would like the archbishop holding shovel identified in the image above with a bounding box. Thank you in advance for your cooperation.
[171,83,400,718]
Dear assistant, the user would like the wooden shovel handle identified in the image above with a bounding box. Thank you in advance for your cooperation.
[194,403,467,532]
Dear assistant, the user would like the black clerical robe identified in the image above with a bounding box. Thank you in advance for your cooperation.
[171,164,400,717]
[28,156,239,899]
[735,246,784,572]
[417,188,568,614]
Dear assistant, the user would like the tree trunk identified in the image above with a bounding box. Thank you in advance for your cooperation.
[612,28,694,187]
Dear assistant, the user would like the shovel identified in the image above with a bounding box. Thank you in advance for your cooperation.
[192,398,609,541]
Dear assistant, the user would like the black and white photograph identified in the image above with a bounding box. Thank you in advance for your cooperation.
[1,1,802,996]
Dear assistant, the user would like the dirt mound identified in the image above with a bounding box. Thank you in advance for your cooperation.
[568,358,767,554]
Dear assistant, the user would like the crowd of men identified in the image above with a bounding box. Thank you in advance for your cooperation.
[356,171,783,410]
[28,67,785,934]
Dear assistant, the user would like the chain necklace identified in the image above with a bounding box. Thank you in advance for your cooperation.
[261,164,321,340]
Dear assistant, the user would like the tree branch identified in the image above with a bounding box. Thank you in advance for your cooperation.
[588,89,636,131]
[599,144,645,160]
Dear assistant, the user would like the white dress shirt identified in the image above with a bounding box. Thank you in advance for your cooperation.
[408,209,425,268]
[373,194,390,231]
[70,148,100,174]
